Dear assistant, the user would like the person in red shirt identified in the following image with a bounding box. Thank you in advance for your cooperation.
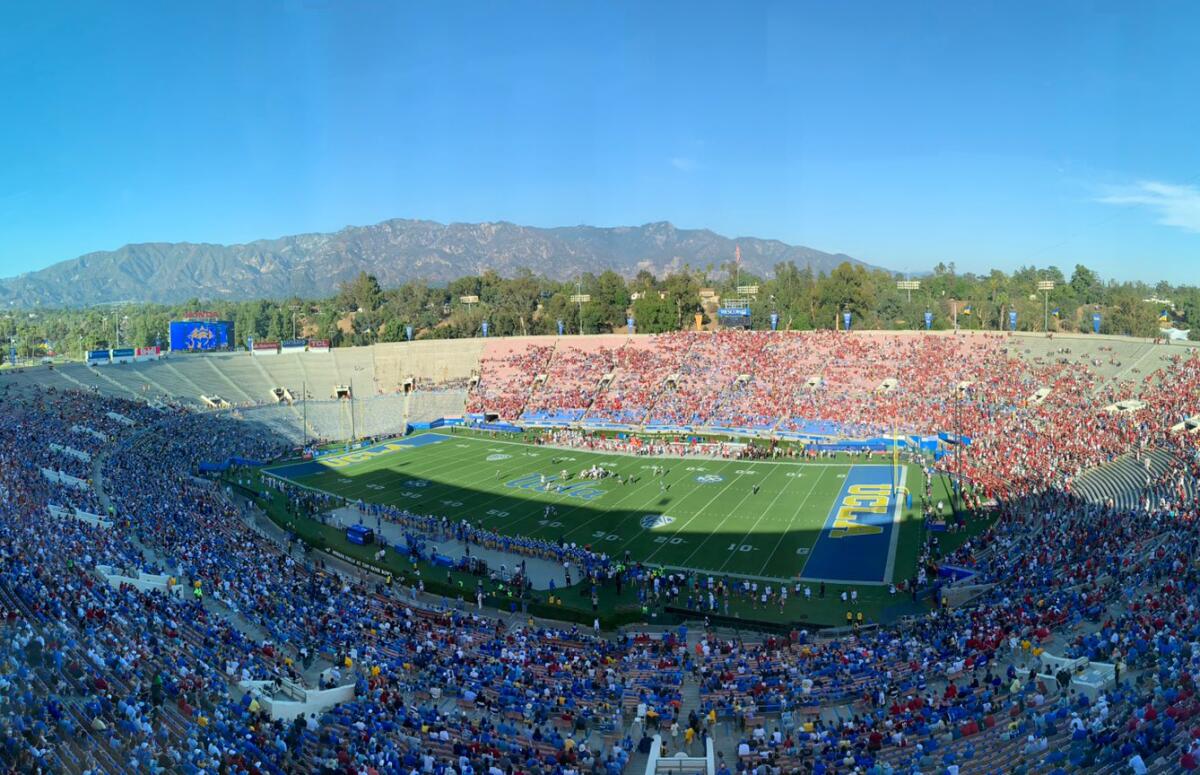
[1181,743,1199,771]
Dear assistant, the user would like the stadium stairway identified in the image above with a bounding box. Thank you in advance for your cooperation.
[155,361,206,404]
[642,334,701,424]
[195,355,256,404]
[1070,447,1181,510]
[61,363,141,400]
[113,361,175,398]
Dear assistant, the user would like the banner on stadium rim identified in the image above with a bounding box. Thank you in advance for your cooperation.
[134,346,161,362]
[770,312,779,331]
[627,316,634,334]
[308,339,331,352]
[86,349,110,365]
[1092,312,1101,334]
[405,325,413,341]
[109,348,135,364]
[252,341,280,355]
[924,311,933,330]
[281,339,307,352]
[557,319,564,336]
[481,321,489,337]
[843,311,852,331]
[1008,310,1017,331]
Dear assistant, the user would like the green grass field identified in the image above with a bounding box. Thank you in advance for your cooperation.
[268,429,956,587]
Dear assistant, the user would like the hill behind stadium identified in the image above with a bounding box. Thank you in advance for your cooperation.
[0,219,869,307]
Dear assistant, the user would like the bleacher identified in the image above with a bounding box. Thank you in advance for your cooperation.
[1072,447,1193,510]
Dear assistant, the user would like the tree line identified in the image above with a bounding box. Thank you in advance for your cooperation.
[2,261,1194,359]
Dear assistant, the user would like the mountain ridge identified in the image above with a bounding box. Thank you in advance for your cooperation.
[0,218,878,306]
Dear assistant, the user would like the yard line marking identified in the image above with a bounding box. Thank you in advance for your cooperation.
[312,432,664,549]
[676,463,796,571]
[761,466,834,580]
[728,465,829,577]
[638,461,748,563]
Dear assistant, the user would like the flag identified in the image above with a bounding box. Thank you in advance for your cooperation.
[1159,310,1171,323]
[1051,307,1061,317]
[962,305,973,316]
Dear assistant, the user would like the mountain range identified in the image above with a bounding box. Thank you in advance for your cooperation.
[0,219,875,307]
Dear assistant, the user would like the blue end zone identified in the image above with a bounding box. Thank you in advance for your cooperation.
[270,434,449,480]
[267,460,326,479]
[394,434,450,448]
[801,466,898,584]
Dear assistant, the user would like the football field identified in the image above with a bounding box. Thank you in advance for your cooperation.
[267,429,939,585]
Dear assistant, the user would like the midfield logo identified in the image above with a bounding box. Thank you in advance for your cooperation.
[639,514,675,530]
[504,473,605,502]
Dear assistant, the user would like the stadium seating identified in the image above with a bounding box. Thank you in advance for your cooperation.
[1,330,1198,773]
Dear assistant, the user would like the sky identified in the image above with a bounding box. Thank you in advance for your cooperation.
[1,1,1199,283]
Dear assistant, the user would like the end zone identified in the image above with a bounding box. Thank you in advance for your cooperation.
[800,465,906,584]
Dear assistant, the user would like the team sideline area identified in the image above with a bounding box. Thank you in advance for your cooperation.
[0,331,1198,775]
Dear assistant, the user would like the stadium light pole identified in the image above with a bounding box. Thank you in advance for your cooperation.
[1037,280,1055,333]
[898,279,921,330]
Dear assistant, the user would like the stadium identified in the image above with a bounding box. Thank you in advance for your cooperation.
[2,325,1198,774]
[6,2,1200,772]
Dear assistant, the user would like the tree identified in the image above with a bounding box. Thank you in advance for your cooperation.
[632,293,676,333]
[1069,265,1101,305]
[338,272,384,313]
[815,263,875,329]
[1103,285,1159,338]
[662,270,702,330]
[582,271,630,333]
[766,261,816,329]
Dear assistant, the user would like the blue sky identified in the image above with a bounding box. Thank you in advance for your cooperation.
[1,1,1199,282]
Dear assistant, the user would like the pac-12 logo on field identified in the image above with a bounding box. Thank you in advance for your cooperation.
[640,514,675,530]
[696,474,724,484]
[486,453,511,462]
[404,479,430,488]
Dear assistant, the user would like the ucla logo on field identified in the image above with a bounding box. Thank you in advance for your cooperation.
[639,514,675,530]
[504,473,606,502]
[323,441,411,468]
[405,479,430,488]
[486,453,511,462]
[830,483,889,538]
[696,474,724,484]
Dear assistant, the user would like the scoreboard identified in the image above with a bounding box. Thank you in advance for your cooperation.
[169,320,232,351]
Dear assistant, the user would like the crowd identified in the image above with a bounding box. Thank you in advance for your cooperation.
[467,332,1200,505]
[523,344,618,421]
[1,331,1199,774]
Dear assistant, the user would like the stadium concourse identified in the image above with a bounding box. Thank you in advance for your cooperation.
[0,331,1197,774]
